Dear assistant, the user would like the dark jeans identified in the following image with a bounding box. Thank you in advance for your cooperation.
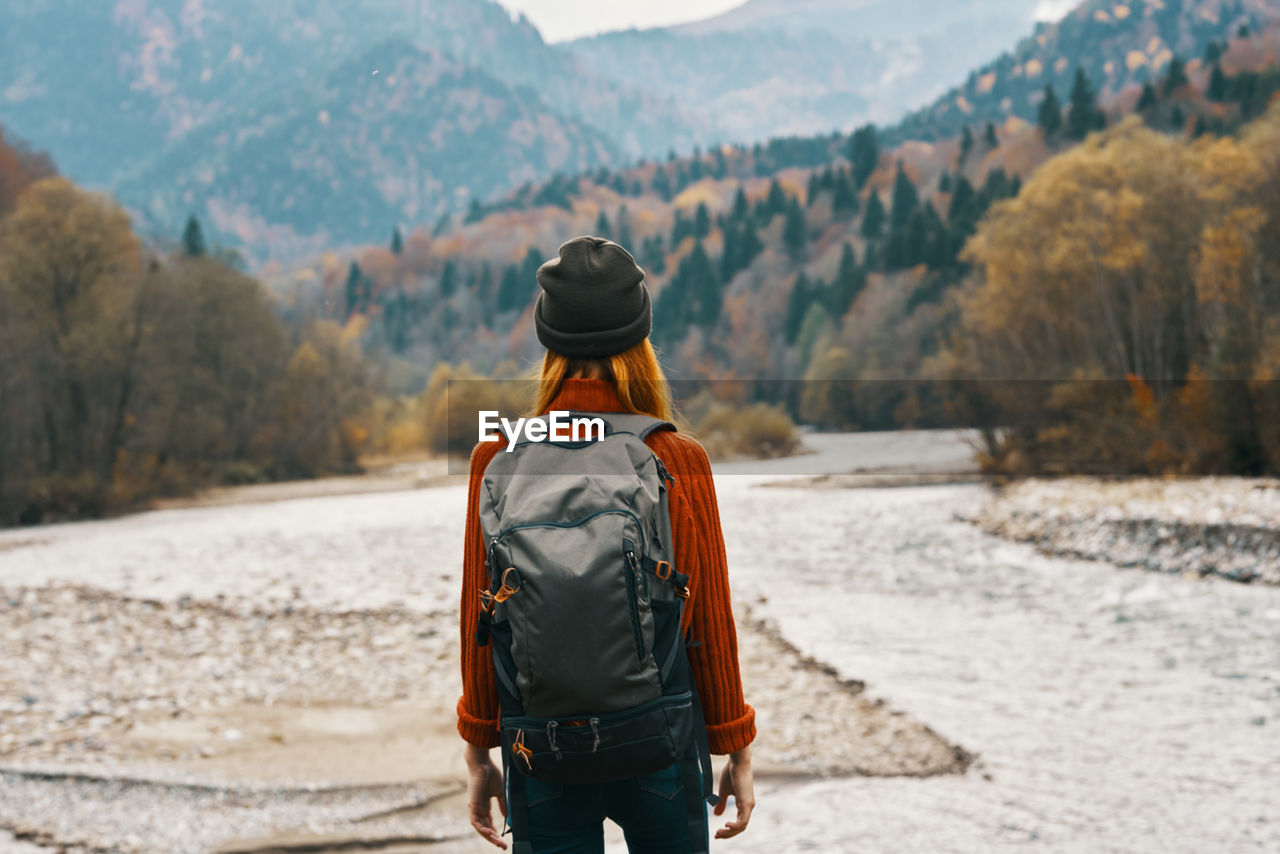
[507,760,709,854]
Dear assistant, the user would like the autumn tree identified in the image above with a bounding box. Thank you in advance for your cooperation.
[942,108,1280,474]
[0,125,56,215]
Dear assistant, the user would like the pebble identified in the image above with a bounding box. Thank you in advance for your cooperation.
[965,477,1280,586]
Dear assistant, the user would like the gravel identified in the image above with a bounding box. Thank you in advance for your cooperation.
[964,477,1280,585]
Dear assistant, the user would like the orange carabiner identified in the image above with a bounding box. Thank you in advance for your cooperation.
[512,729,533,770]
[493,566,522,604]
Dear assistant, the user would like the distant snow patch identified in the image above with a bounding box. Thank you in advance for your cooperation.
[1034,0,1076,22]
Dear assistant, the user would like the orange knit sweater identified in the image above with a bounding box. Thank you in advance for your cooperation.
[456,377,757,755]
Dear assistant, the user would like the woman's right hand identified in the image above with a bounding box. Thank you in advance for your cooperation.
[465,744,508,849]
[713,745,756,839]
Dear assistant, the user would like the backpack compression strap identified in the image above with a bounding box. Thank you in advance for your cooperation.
[563,410,676,440]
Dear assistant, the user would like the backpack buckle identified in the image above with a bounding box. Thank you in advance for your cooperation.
[654,560,673,581]
[675,584,691,599]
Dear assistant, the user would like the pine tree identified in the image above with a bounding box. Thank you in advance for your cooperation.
[686,241,721,326]
[890,162,919,232]
[643,235,667,275]
[1137,82,1159,111]
[731,187,749,221]
[829,242,865,318]
[390,227,403,255]
[958,126,974,166]
[671,209,694,247]
[595,209,612,240]
[520,246,544,289]
[766,180,787,219]
[1038,84,1063,137]
[939,172,952,193]
[497,264,523,313]
[182,214,206,257]
[783,197,807,259]
[1207,64,1227,101]
[849,124,880,190]
[984,122,999,149]
[806,172,821,207]
[1066,68,1103,140]
[694,203,712,239]
[1163,55,1189,95]
[831,170,858,218]
[861,192,886,239]
[440,259,457,298]
[785,273,813,345]
[344,262,362,318]
[1171,105,1186,132]
[652,169,672,201]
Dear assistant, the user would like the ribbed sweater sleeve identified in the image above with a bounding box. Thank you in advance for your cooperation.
[651,431,757,755]
[456,438,504,748]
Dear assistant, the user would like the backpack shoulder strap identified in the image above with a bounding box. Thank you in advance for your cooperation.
[567,410,676,440]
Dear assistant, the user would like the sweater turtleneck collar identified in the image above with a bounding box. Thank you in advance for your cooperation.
[543,377,626,414]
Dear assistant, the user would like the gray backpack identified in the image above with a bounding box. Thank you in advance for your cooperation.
[475,410,717,852]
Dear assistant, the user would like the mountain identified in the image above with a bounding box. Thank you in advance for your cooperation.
[563,0,1047,144]
[280,0,1280,415]
[112,41,618,257]
[0,0,702,255]
[891,0,1279,142]
[675,0,1034,40]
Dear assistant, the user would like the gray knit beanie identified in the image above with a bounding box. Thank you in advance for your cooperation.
[534,235,651,359]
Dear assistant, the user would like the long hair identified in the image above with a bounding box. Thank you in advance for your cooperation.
[532,338,675,422]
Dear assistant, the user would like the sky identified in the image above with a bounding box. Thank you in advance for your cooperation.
[500,0,1080,44]
[497,0,745,43]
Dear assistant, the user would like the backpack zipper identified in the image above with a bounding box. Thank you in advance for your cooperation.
[625,549,645,661]
[493,508,644,543]
[501,691,693,731]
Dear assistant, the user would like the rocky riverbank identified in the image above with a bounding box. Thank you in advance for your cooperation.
[0,584,968,854]
[965,477,1280,585]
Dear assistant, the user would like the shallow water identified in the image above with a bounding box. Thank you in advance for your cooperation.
[2,432,1277,853]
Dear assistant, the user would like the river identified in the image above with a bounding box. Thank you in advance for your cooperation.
[2,431,1277,852]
